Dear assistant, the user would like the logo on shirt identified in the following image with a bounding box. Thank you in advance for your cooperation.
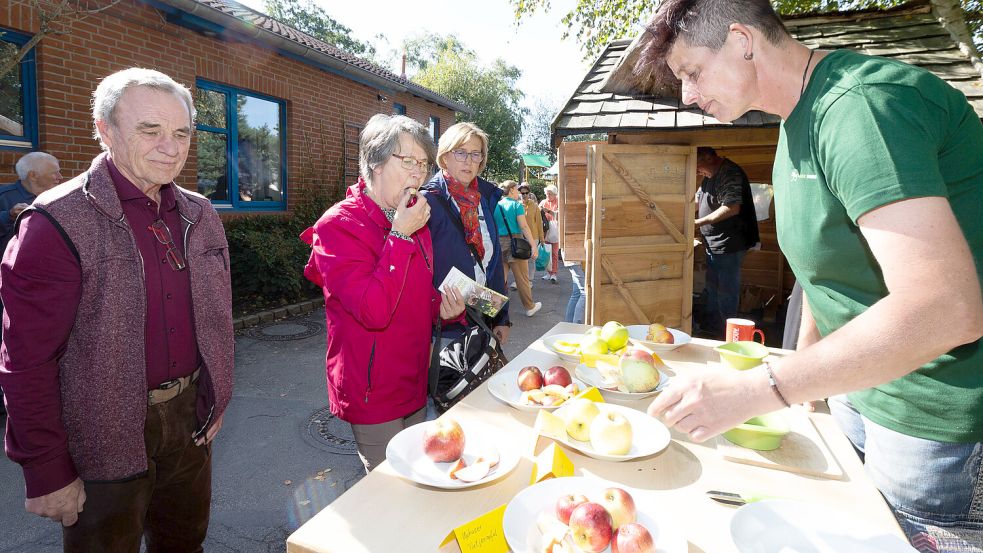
[790,169,818,182]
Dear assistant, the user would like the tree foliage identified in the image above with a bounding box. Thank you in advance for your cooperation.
[412,45,528,181]
[509,0,983,59]
[522,96,563,162]
[263,0,377,60]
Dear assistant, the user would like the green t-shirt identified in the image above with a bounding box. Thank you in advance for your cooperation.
[774,49,983,442]
[495,197,526,237]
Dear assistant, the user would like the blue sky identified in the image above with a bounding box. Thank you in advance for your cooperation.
[234,0,593,113]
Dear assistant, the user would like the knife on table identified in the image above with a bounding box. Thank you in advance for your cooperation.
[705,490,773,506]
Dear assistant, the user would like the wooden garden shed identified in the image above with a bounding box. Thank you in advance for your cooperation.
[552,0,983,331]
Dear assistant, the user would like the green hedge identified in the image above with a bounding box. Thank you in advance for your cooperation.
[224,189,340,310]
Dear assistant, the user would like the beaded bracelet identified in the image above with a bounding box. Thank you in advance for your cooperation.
[389,229,413,242]
[762,362,791,408]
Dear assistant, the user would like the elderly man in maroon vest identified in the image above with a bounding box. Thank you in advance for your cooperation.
[0,68,234,552]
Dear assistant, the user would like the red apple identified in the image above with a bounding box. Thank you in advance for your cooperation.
[544,366,573,388]
[554,493,589,525]
[422,418,465,462]
[600,487,637,529]
[611,522,655,553]
[619,347,662,393]
[517,366,544,391]
[568,502,613,552]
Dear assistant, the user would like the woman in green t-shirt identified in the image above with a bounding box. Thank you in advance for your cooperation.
[495,181,541,317]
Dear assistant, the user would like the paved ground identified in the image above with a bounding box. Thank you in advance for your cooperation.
[0,264,575,553]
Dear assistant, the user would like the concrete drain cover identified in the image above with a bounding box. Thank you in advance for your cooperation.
[246,320,323,341]
[306,406,358,455]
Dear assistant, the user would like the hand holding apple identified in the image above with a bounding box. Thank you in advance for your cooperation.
[422,418,465,462]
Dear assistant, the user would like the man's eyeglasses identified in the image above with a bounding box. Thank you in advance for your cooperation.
[450,149,485,163]
[148,220,187,272]
[391,154,430,172]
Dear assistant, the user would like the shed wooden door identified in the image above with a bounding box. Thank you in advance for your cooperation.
[585,144,697,332]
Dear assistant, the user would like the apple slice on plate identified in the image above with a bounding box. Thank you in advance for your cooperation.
[385,421,520,489]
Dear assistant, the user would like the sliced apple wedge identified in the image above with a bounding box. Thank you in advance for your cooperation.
[452,460,491,483]
[447,458,468,480]
[477,448,500,469]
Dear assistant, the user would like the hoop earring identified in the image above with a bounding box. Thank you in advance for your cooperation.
[744,52,754,61]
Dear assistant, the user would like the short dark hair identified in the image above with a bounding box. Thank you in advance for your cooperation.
[636,0,790,86]
[697,146,717,160]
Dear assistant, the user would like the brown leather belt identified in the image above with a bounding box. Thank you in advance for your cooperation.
[148,368,200,406]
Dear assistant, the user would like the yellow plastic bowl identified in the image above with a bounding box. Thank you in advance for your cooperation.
[722,412,791,451]
[715,341,770,370]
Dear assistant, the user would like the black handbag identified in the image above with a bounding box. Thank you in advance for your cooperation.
[428,306,507,413]
[498,204,533,260]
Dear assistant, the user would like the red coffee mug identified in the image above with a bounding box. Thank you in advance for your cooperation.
[726,318,765,344]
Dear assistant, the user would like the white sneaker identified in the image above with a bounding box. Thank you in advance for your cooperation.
[541,274,550,281]
[509,282,517,290]
[550,275,558,283]
[526,302,542,317]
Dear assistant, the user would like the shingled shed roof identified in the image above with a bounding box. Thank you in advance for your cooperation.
[151,0,472,114]
[553,0,983,140]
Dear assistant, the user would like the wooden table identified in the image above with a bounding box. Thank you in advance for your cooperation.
[287,322,905,552]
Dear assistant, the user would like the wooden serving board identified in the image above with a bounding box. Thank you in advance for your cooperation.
[716,407,845,480]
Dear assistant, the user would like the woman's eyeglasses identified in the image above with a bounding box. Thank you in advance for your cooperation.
[148,220,187,271]
[450,149,485,163]
[391,154,430,172]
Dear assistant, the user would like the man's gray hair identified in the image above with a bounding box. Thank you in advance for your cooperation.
[359,114,436,185]
[92,68,196,149]
[14,151,58,181]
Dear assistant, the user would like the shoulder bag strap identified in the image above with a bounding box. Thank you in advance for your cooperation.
[431,192,484,273]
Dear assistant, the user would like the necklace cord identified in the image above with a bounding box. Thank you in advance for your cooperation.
[800,49,816,97]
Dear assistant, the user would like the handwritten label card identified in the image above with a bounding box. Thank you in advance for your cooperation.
[530,442,574,484]
[440,504,509,553]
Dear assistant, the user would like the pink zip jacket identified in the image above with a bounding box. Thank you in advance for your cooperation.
[301,179,440,424]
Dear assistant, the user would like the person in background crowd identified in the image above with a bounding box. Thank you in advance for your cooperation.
[640,1,983,550]
[496,180,541,317]
[0,151,63,255]
[539,184,561,283]
[518,184,544,289]
[694,146,759,336]
[423,122,513,346]
[0,68,234,552]
[564,260,586,324]
[302,114,465,474]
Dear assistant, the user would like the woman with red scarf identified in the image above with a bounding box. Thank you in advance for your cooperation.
[302,115,465,473]
[423,123,512,346]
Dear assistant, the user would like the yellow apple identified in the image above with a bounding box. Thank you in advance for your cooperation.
[562,398,600,442]
[589,412,633,455]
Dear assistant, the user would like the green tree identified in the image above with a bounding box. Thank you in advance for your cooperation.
[263,0,377,60]
[413,46,528,181]
[508,0,982,59]
[402,32,472,74]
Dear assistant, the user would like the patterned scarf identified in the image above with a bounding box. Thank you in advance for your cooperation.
[444,171,484,260]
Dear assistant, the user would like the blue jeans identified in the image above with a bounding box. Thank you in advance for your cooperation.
[565,264,586,324]
[829,395,983,552]
[703,249,746,333]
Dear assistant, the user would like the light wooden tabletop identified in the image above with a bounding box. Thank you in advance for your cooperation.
[287,322,905,553]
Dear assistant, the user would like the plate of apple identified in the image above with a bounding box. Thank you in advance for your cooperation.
[385,418,520,489]
[487,364,588,411]
[536,399,671,462]
[503,476,688,553]
[574,346,671,399]
[626,324,691,352]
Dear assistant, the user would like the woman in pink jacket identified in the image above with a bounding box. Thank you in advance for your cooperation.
[302,114,464,472]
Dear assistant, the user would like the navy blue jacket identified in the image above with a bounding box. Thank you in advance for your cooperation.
[423,172,510,337]
[0,180,36,255]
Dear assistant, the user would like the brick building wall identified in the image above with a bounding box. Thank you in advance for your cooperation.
[0,0,457,214]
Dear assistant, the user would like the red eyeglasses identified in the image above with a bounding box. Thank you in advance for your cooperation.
[147,220,187,271]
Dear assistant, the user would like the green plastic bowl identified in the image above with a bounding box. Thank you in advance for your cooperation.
[715,341,770,370]
[722,412,791,451]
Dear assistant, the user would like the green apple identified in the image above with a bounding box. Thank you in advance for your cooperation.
[589,412,633,456]
[619,347,663,393]
[562,398,600,442]
[581,335,609,356]
[600,321,629,351]
[584,327,602,339]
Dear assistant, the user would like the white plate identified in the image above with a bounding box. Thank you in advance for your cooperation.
[385,420,520,489]
[548,403,671,461]
[503,476,688,553]
[574,363,670,399]
[542,333,585,363]
[627,325,691,351]
[487,365,588,412]
[731,500,917,553]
